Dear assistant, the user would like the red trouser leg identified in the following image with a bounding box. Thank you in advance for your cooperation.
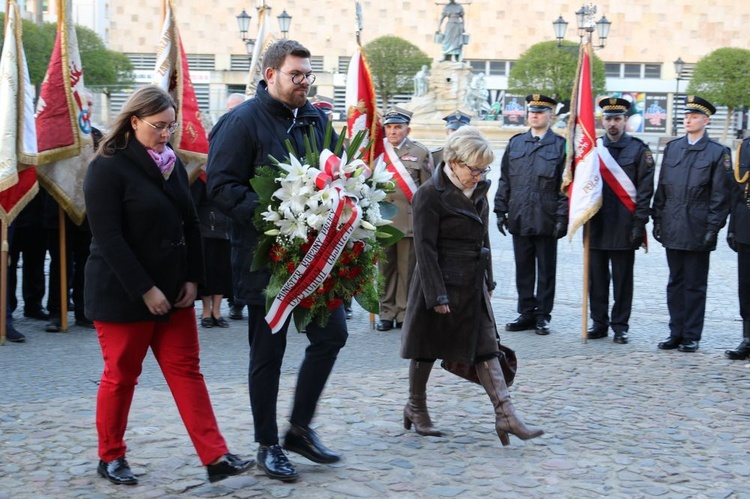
[95,319,153,462]
[150,307,228,465]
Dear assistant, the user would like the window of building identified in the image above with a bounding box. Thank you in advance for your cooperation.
[126,53,157,70]
[186,54,215,71]
[644,64,661,79]
[230,55,251,72]
[338,56,350,74]
[623,64,641,78]
[488,61,506,76]
[605,63,621,77]
[310,56,324,73]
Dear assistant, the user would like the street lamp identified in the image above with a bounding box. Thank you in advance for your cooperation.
[672,57,685,136]
[236,9,252,41]
[277,9,292,38]
[553,4,611,49]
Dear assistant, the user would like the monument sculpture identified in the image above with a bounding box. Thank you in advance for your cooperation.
[413,65,429,97]
[436,0,466,62]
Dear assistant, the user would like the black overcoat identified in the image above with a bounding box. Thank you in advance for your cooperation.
[729,137,750,245]
[83,137,204,322]
[400,166,498,364]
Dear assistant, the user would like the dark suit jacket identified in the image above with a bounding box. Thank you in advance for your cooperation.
[83,136,204,322]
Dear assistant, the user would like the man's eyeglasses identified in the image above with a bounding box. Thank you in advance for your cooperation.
[139,117,179,134]
[460,162,491,177]
[278,69,316,85]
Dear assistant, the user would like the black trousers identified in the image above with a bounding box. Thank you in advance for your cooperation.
[589,249,635,333]
[512,234,557,320]
[738,242,750,321]
[247,304,348,445]
[665,249,710,341]
[46,225,92,319]
[8,226,47,313]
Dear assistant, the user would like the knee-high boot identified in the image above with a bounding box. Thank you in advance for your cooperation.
[725,321,750,360]
[476,357,543,446]
[403,360,442,436]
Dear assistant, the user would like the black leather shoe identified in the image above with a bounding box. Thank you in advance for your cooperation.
[6,324,26,343]
[587,325,608,339]
[613,331,629,344]
[535,319,551,336]
[257,444,298,482]
[345,307,353,319]
[376,319,394,331]
[505,315,536,332]
[678,340,700,352]
[45,319,62,333]
[395,321,403,328]
[283,425,341,464]
[206,453,254,483]
[229,304,244,320]
[213,316,230,328]
[658,336,681,350]
[725,339,750,360]
[75,317,96,329]
[97,457,138,485]
[24,307,50,320]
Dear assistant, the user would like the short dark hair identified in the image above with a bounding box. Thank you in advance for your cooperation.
[262,39,311,72]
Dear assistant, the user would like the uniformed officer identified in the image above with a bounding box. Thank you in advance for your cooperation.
[587,98,655,344]
[377,107,433,331]
[652,96,732,353]
[432,110,471,166]
[494,94,568,335]
[725,136,750,360]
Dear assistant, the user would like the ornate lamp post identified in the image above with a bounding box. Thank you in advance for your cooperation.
[553,3,611,49]
[672,57,685,136]
[277,9,292,38]
[235,3,293,50]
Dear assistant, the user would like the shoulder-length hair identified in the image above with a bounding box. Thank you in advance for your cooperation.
[98,85,176,157]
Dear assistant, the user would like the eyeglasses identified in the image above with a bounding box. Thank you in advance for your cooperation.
[459,162,491,177]
[277,69,316,85]
[139,117,179,134]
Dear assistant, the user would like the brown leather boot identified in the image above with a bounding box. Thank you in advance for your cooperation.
[725,321,750,360]
[476,357,543,446]
[403,360,442,436]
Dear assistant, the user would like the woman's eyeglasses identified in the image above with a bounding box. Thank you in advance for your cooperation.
[459,161,491,177]
[139,117,179,134]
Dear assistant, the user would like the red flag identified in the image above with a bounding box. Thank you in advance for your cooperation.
[152,0,209,184]
[0,1,39,223]
[34,0,93,225]
[561,43,602,239]
[345,47,384,167]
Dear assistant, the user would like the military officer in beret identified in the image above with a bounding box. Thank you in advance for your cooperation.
[494,94,568,336]
[432,110,471,165]
[652,96,732,353]
[586,98,655,344]
[377,107,433,331]
[725,135,750,360]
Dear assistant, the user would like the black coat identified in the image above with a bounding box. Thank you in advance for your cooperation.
[401,166,497,364]
[83,137,204,322]
[494,129,568,236]
[588,134,655,250]
[729,137,750,245]
[652,133,731,251]
[206,81,333,306]
[191,179,231,240]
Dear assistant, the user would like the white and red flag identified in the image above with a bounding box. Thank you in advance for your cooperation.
[562,42,602,238]
[0,0,39,224]
[152,0,209,183]
[345,47,384,167]
[34,0,93,226]
[245,5,276,97]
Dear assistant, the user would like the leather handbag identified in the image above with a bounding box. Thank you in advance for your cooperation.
[441,343,517,387]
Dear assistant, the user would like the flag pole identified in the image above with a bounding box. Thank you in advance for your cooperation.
[58,206,68,331]
[1,221,8,345]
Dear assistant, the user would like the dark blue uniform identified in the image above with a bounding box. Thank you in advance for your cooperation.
[652,133,731,343]
[588,134,654,334]
[495,129,567,322]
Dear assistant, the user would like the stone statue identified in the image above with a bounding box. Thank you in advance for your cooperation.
[436,0,465,62]
[413,65,429,97]
[465,72,489,116]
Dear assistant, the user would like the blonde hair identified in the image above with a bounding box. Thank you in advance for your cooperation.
[443,126,494,167]
[99,85,176,157]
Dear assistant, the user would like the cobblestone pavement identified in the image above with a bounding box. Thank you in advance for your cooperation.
[2,161,750,498]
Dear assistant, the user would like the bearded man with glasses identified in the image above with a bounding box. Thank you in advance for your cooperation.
[206,39,343,483]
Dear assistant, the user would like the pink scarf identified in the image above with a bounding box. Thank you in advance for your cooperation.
[147,145,177,179]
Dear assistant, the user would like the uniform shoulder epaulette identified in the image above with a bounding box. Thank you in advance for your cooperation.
[508,132,525,142]
[410,139,432,155]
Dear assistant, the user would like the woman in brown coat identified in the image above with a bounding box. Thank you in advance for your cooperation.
[400,126,543,445]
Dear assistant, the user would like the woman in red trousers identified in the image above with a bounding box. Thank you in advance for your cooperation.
[84,85,253,485]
